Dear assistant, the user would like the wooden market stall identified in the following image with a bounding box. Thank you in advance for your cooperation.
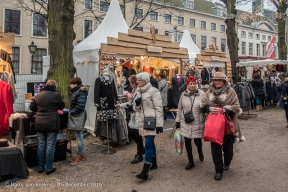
[195,39,232,80]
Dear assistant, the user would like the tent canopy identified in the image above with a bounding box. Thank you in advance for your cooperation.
[236,59,288,67]
[73,0,129,64]
[179,30,200,63]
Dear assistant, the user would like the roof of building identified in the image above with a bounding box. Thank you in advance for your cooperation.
[263,9,278,25]
[194,0,216,15]
[157,0,184,7]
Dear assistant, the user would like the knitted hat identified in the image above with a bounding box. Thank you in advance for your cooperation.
[186,76,197,84]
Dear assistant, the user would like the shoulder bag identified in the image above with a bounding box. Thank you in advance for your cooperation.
[224,112,237,135]
[67,112,85,131]
[141,102,156,131]
[183,95,196,123]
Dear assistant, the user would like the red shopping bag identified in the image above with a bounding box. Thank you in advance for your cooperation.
[204,108,226,146]
[224,112,237,135]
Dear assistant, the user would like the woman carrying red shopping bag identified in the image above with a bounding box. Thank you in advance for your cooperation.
[200,72,244,181]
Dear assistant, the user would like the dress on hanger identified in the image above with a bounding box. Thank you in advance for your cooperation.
[0,71,17,102]
[143,66,153,74]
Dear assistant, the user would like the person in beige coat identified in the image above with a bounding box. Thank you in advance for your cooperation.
[200,72,244,181]
[175,76,206,170]
[134,72,163,180]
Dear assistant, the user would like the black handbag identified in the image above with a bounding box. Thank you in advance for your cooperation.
[183,95,196,123]
[142,102,156,130]
[67,112,85,131]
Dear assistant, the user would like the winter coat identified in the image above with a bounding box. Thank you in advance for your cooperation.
[251,77,264,96]
[70,85,89,114]
[30,86,65,132]
[150,76,159,89]
[201,68,211,85]
[176,89,206,139]
[135,82,163,136]
[158,78,168,106]
[200,87,243,140]
[277,82,288,109]
[172,76,185,107]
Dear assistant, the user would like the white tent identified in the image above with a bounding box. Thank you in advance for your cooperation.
[73,0,129,131]
[179,30,200,64]
[236,59,288,67]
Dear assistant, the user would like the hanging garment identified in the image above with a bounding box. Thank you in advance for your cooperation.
[201,67,211,85]
[0,71,17,102]
[0,80,14,137]
[172,76,185,107]
[143,66,153,74]
[0,49,16,83]
[94,75,118,121]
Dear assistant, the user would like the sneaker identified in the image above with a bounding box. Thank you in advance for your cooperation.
[70,154,84,165]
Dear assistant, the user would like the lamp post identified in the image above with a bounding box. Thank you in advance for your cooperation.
[28,41,37,74]
[168,26,183,43]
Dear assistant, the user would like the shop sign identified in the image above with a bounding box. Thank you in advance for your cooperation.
[211,56,220,61]
[147,46,162,53]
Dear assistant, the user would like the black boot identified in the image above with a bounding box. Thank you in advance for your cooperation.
[185,155,195,170]
[198,148,204,162]
[150,156,158,170]
[131,154,143,164]
[136,163,151,180]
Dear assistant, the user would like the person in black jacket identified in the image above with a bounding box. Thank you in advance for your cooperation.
[149,74,159,89]
[69,77,89,165]
[251,73,264,111]
[30,80,65,175]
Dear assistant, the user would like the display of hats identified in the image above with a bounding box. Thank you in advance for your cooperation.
[120,58,133,69]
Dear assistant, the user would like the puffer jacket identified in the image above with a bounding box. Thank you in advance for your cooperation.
[251,77,264,96]
[135,82,163,136]
[70,85,89,114]
[176,89,206,139]
[158,78,168,106]
[30,86,65,132]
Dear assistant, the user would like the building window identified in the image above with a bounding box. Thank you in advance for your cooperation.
[248,32,253,39]
[268,36,271,41]
[178,16,184,25]
[256,44,260,56]
[84,0,93,9]
[150,28,158,34]
[241,42,246,55]
[262,44,266,57]
[135,8,143,18]
[12,47,20,74]
[220,25,225,32]
[256,34,260,40]
[4,9,21,35]
[84,20,92,38]
[165,31,169,36]
[201,36,207,50]
[190,34,196,43]
[134,26,143,31]
[241,31,246,38]
[189,19,195,27]
[200,21,206,29]
[164,14,171,23]
[217,8,223,16]
[187,1,194,9]
[33,13,47,37]
[221,38,226,52]
[149,12,158,21]
[249,43,253,55]
[262,35,266,40]
[211,23,216,31]
[100,1,109,12]
[212,37,217,45]
[32,48,47,74]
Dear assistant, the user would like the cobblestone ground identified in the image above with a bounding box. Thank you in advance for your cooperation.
[1,107,288,192]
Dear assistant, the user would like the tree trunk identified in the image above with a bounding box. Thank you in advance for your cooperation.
[276,2,287,61]
[47,0,76,106]
[225,0,239,82]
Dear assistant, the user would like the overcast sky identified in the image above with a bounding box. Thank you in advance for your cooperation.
[211,0,277,12]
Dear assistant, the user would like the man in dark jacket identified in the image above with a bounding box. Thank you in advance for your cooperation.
[30,80,65,175]
[251,73,264,111]
[150,75,159,89]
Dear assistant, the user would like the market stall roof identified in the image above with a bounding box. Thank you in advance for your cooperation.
[180,30,200,62]
[73,0,129,64]
[236,59,288,67]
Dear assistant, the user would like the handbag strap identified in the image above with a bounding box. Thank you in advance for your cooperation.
[183,94,196,115]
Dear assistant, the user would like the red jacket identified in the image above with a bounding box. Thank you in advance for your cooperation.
[0,80,14,137]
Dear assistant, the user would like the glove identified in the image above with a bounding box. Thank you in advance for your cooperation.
[126,104,134,112]
[135,97,142,107]
[156,127,163,134]
[175,122,180,128]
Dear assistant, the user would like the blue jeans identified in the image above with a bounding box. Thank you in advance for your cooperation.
[75,131,84,155]
[37,132,57,172]
[144,136,156,163]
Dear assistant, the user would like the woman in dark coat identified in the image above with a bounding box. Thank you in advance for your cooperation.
[251,73,264,111]
[30,80,65,175]
[277,73,288,128]
[69,77,89,165]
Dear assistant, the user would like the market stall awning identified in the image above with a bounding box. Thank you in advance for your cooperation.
[236,59,288,67]
[180,30,200,62]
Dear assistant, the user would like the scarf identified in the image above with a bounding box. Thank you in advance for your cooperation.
[187,89,197,96]
[210,83,230,103]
